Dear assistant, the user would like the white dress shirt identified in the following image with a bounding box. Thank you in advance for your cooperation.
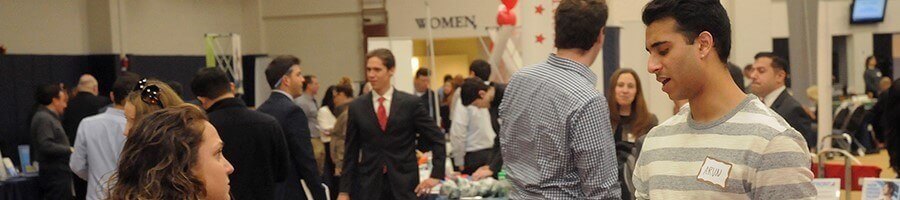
[69,107,127,200]
[372,87,394,117]
[450,105,496,167]
[762,85,786,107]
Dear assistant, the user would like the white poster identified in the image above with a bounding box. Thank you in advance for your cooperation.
[519,0,558,66]
[862,178,900,200]
[387,0,498,39]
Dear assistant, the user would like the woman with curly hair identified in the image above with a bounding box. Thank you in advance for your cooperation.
[107,104,234,200]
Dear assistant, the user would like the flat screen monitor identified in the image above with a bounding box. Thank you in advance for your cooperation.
[851,0,887,24]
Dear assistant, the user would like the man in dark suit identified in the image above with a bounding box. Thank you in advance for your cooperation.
[750,52,816,149]
[337,49,446,200]
[62,74,109,199]
[191,67,290,200]
[32,83,73,200]
[413,68,439,122]
[256,55,326,200]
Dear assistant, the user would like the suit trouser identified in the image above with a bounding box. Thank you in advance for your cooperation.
[311,137,326,175]
[461,148,494,175]
[39,169,73,200]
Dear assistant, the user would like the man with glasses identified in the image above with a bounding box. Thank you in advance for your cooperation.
[257,55,326,200]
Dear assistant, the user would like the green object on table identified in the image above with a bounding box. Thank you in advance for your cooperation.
[497,170,507,181]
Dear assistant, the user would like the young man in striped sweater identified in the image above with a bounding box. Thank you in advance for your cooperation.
[633,0,816,199]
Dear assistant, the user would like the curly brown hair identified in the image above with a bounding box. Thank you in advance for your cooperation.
[107,104,209,200]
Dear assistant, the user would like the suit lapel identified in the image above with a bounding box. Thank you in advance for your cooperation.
[362,93,385,134]
[771,89,790,109]
[386,91,402,133]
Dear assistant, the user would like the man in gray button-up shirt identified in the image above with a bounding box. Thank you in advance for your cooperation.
[295,75,325,174]
[498,0,620,199]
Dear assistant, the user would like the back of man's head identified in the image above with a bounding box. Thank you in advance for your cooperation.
[555,0,609,51]
[266,55,301,89]
[642,0,731,63]
[191,68,232,99]
[469,60,491,81]
[460,77,490,106]
[77,74,99,94]
[111,72,140,106]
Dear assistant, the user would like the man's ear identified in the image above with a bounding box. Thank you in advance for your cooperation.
[109,92,115,103]
[596,27,606,46]
[697,31,714,59]
[230,83,236,93]
[478,90,487,99]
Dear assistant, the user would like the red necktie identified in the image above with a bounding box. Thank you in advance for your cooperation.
[377,97,388,131]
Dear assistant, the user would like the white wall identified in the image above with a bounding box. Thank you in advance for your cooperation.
[123,0,257,55]
[261,0,365,99]
[823,0,900,94]
[0,0,91,55]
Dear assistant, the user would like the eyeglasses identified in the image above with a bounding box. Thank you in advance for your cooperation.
[133,78,164,108]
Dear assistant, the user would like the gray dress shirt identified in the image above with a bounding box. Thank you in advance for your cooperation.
[499,54,621,199]
[295,94,321,138]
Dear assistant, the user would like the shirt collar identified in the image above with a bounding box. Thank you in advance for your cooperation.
[373,87,394,102]
[272,90,293,99]
[763,85,786,107]
[547,54,598,86]
[104,107,125,117]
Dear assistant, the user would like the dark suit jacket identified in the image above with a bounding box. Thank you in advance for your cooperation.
[207,98,289,200]
[416,90,438,152]
[63,92,110,144]
[31,107,71,172]
[256,92,326,200]
[341,89,446,199]
[771,89,817,148]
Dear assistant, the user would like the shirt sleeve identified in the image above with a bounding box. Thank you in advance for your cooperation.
[69,121,89,180]
[450,106,470,167]
[569,98,622,199]
[749,130,816,200]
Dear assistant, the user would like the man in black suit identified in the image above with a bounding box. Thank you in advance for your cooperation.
[62,74,109,199]
[337,49,446,200]
[413,68,438,122]
[750,52,816,149]
[191,67,290,200]
[256,55,326,200]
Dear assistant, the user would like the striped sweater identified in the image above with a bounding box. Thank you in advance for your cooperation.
[633,95,816,200]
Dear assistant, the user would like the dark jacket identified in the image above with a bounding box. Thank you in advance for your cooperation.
[31,107,71,172]
[63,92,110,144]
[341,90,446,199]
[771,89,817,148]
[256,92,326,200]
[487,82,506,174]
[206,98,290,200]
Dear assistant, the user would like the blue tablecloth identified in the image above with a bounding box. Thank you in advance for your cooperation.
[0,173,39,200]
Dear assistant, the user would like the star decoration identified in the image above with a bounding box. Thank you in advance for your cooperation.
[536,34,545,44]
[535,4,545,14]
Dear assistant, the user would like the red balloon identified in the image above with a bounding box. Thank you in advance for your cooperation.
[497,7,516,26]
[501,0,517,10]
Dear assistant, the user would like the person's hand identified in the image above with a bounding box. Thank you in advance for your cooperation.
[415,178,440,196]
[471,166,493,181]
[337,193,350,200]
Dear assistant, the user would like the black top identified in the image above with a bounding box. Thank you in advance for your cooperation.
[63,92,110,144]
[770,89,817,148]
[206,98,290,200]
[256,92,326,200]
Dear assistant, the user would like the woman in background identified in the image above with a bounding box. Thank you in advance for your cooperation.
[607,68,658,144]
[123,79,184,136]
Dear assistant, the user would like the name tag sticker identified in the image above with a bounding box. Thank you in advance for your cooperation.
[697,156,733,189]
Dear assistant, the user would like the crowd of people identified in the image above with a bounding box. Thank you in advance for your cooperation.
[17,0,900,199]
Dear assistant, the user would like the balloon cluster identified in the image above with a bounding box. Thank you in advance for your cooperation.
[497,0,518,26]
